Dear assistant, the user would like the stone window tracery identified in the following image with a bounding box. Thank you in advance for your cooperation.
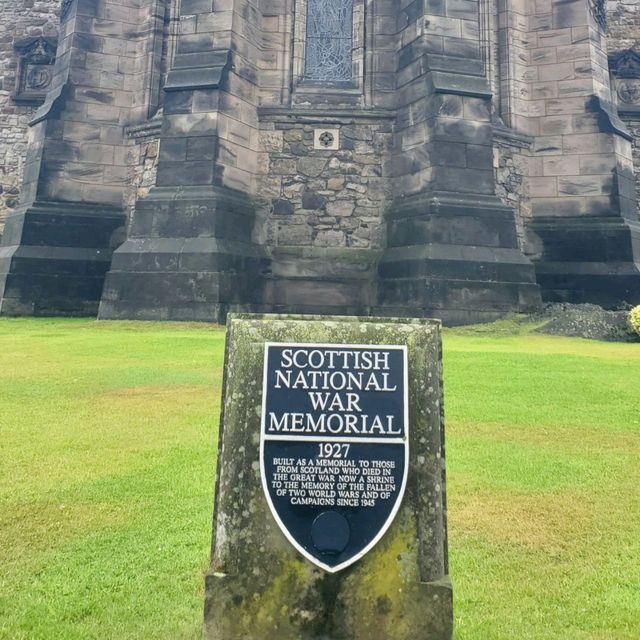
[304,0,353,83]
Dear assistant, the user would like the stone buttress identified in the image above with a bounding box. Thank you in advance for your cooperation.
[521,0,640,306]
[0,0,170,316]
[376,0,541,323]
[99,0,269,320]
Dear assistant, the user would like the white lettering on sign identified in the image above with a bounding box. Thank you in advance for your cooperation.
[269,456,397,508]
[260,341,409,574]
[280,348,392,371]
[268,347,401,436]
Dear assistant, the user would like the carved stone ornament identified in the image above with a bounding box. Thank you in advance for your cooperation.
[609,49,640,80]
[616,80,640,106]
[13,37,57,106]
[60,0,75,22]
[589,0,607,31]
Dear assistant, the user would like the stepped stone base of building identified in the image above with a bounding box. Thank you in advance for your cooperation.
[377,192,541,324]
[98,187,269,323]
[96,187,543,324]
[0,201,125,317]
[527,217,640,308]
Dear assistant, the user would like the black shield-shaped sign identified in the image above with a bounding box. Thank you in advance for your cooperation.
[260,342,409,573]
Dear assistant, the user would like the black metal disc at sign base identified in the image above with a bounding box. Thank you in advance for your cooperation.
[312,511,350,553]
[260,342,409,573]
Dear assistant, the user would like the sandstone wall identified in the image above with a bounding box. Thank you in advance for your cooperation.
[608,0,640,213]
[0,0,60,234]
[607,0,640,51]
[2,0,640,245]
[493,127,533,245]
[257,120,392,250]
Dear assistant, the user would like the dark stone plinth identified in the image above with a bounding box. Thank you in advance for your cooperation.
[378,192,542,324]
[0,201,125,316]
[98,186,269,322]
[526,217,640,308]
[204,315,453,640]
[263,247,382,317]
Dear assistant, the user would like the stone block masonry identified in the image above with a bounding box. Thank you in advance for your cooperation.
[608,0,640,51]
[0,0,178,316]
[1,0,640,320]
[0,0,60,236]
[258,118,392,250]
[607,0,640,215]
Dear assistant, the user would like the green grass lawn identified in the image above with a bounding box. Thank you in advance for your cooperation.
[0,318,638,640]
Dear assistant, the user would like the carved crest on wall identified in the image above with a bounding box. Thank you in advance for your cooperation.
[609,49,640,113]
[609,49,640,80]
[617,81,640,106]
[589,0,607,30]
[13,37,57,106]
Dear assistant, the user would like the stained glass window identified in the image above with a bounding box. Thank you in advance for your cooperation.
[305,0,353,82]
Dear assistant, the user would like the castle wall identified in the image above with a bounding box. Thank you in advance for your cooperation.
[0,0,60,235]
[3,0,638,241]
[1,0,639,319]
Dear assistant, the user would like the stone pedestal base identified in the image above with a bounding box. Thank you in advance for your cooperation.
[262,246,381,317]
[204,315,453,640]
[98,186,269,322]
[378,192,542,325]
[527,217,640,308]
[0,201,125,316]
[204,567,453,640]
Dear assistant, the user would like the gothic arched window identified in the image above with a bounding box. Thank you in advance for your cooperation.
[304,0,353,82]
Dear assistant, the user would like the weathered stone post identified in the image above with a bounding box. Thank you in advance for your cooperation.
[204,314,453,640]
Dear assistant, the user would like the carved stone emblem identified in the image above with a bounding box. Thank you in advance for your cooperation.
[313,127,340,150]
[609,49,640,113]
[617,80,640,106]
[609,49,640,80]
[13,37,57,105]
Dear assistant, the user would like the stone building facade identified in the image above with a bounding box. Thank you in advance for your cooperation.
[0,0,639,323]
[0,0,60,222]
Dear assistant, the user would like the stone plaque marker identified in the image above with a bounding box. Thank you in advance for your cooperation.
[204,315,452,640]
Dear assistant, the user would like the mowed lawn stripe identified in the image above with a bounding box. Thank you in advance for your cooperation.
[444,331,640,640]
[0,319,222,639]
